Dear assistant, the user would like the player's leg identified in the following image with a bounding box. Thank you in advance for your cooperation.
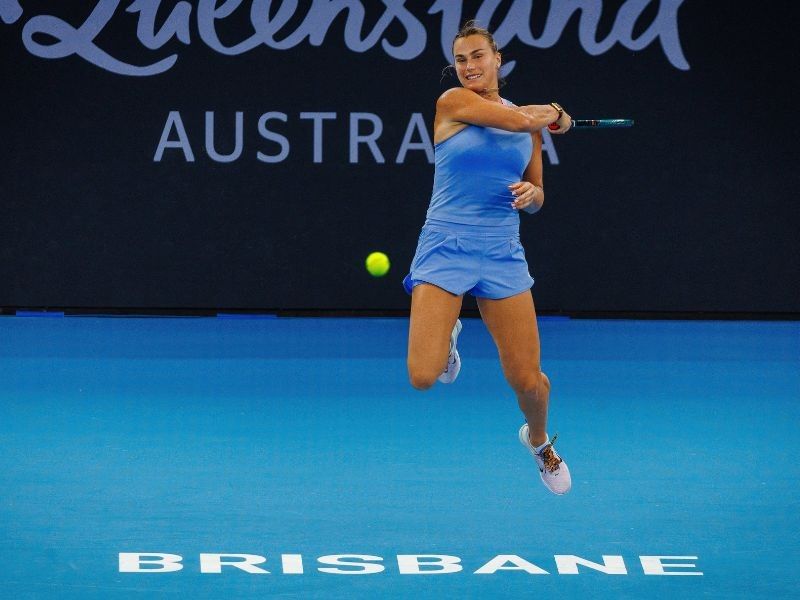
[476,289,549,444]
[477,289,571,494]
[407,283,463,390]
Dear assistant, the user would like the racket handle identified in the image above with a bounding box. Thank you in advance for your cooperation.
[548,122,560,131]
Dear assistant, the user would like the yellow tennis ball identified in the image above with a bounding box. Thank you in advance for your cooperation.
[365,251,390,277]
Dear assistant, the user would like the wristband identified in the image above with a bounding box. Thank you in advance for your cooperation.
[549,102,564,122]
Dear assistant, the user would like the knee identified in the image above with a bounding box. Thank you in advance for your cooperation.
[409,372,438,391]
[510,369,550,398]
[540,371,551,392]
[407,362,439,391]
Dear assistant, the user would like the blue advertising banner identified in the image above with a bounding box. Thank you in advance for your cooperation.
[1,1,797,312]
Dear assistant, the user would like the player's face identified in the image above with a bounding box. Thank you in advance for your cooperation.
[453,35,500,92]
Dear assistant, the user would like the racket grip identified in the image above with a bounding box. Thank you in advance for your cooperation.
[548,122,559,131]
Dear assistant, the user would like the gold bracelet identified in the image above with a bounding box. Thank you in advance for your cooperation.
[550,102,564,121]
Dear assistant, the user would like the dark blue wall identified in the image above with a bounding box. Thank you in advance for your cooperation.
[2,1,797,313]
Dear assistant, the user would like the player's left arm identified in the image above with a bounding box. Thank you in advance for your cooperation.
[510,131,545,214]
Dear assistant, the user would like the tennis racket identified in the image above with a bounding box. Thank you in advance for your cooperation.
[549,118,634,130]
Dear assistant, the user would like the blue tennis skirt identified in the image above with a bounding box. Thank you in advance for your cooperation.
[403,219,534,299]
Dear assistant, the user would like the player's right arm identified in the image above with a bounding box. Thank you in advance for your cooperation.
[435,88,559,134]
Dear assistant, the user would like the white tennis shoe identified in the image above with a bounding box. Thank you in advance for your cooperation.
[437,319,462,384]
[519,424,572,495]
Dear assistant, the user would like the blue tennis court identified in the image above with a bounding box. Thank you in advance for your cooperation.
[1,315,798,598]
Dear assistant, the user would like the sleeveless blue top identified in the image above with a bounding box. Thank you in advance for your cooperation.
[426,100,533,227]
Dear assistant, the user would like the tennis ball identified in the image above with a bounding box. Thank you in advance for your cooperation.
[365,251,390,277]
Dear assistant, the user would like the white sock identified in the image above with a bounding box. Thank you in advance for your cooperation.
[533,435,550,454]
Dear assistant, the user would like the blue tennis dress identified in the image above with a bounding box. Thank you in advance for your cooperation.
[403,102,535,299]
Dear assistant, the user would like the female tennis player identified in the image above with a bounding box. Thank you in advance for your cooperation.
[403,21,572,494]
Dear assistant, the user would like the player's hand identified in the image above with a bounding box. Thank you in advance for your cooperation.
[509,181,543,211]
[548,109,572,134]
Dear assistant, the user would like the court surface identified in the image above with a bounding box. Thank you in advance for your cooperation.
[1,315,798,599]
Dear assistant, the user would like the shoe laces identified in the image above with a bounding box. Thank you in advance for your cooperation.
[537,433,562,473]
